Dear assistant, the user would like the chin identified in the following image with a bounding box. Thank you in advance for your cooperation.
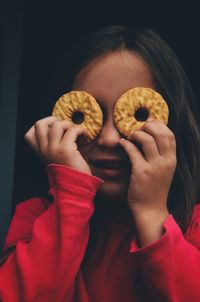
[95,180,129,204]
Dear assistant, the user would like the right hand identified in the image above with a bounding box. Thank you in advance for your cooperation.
[24,116,92,175]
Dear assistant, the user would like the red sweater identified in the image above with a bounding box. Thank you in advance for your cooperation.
[1,164,200,302]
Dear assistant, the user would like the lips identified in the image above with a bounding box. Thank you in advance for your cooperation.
[90,159,130,170]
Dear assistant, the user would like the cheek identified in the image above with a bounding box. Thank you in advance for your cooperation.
[78,142,94,161]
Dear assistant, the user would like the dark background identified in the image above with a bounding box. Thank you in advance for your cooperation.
[0,0,200,249]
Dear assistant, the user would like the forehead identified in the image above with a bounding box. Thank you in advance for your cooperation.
[73,50,155,106]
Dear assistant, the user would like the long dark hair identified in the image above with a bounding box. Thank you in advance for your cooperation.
[69,25,200,235]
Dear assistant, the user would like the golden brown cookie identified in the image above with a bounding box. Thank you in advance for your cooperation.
[52,91,103,142]
[114,87,169,137]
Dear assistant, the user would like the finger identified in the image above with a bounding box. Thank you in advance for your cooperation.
[141,120,175,156]
[24,125,40,153]
[61,124,88,148]
[48,119,74,147]
[24,116,60,155]
[35,116,60,125]
[34,116,60,152]
[128,130,159,161]
[119,138,146,170]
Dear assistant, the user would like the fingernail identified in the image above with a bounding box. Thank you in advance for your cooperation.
[147,117,154,122]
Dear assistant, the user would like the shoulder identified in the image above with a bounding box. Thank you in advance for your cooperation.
[15,196,51,215]
[189,204,200,229]
[185,204,200,249]
[191,204,200,219]
[13,196,51,230]
[3,196,51,250]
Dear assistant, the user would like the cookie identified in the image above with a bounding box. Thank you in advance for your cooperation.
[52,91,103,142]
[114,87,169,137]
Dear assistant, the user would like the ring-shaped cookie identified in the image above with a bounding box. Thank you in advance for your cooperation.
[52,91,103,142]
[114,87,169,137]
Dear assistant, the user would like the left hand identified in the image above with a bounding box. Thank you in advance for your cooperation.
[119,118,177,215]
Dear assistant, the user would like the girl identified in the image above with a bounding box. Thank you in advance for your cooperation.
[1,25,200,301]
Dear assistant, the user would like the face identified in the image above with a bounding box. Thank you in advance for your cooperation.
[73,50,156,204]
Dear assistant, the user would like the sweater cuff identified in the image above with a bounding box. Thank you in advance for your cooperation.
[47,164,104,195]
[129,215,182,259]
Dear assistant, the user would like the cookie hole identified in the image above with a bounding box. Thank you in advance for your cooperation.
[72,111,84,124]
[134,107,149,121]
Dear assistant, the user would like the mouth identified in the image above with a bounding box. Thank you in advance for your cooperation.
[90,158,131,178]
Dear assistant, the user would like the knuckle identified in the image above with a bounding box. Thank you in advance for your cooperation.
[60,119,73,128]
[59,147,68,156]
[169,131,176,141]
[166,156,177,168]
[49,121,60,128]
[145,136,154,144]
[34,120,43,128]
[142,165,151,176]
[57,147,70,160]
[172,156,177,166]
[67,125,78,132]
[62,119,72,125]
[159,133,168,140]
[44,148,55,161]
[48,144,58,154]
[24,131,30,140]
[24,130,33,142]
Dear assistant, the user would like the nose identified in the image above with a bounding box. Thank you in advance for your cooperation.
[97,118,122,148]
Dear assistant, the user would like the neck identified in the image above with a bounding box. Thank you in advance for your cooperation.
[93,194,132,224]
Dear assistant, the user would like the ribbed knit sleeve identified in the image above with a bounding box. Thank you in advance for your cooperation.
[0,164,103,302]
[129,207,200,301]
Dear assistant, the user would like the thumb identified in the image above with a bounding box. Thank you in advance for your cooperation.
[146,117,154,122]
